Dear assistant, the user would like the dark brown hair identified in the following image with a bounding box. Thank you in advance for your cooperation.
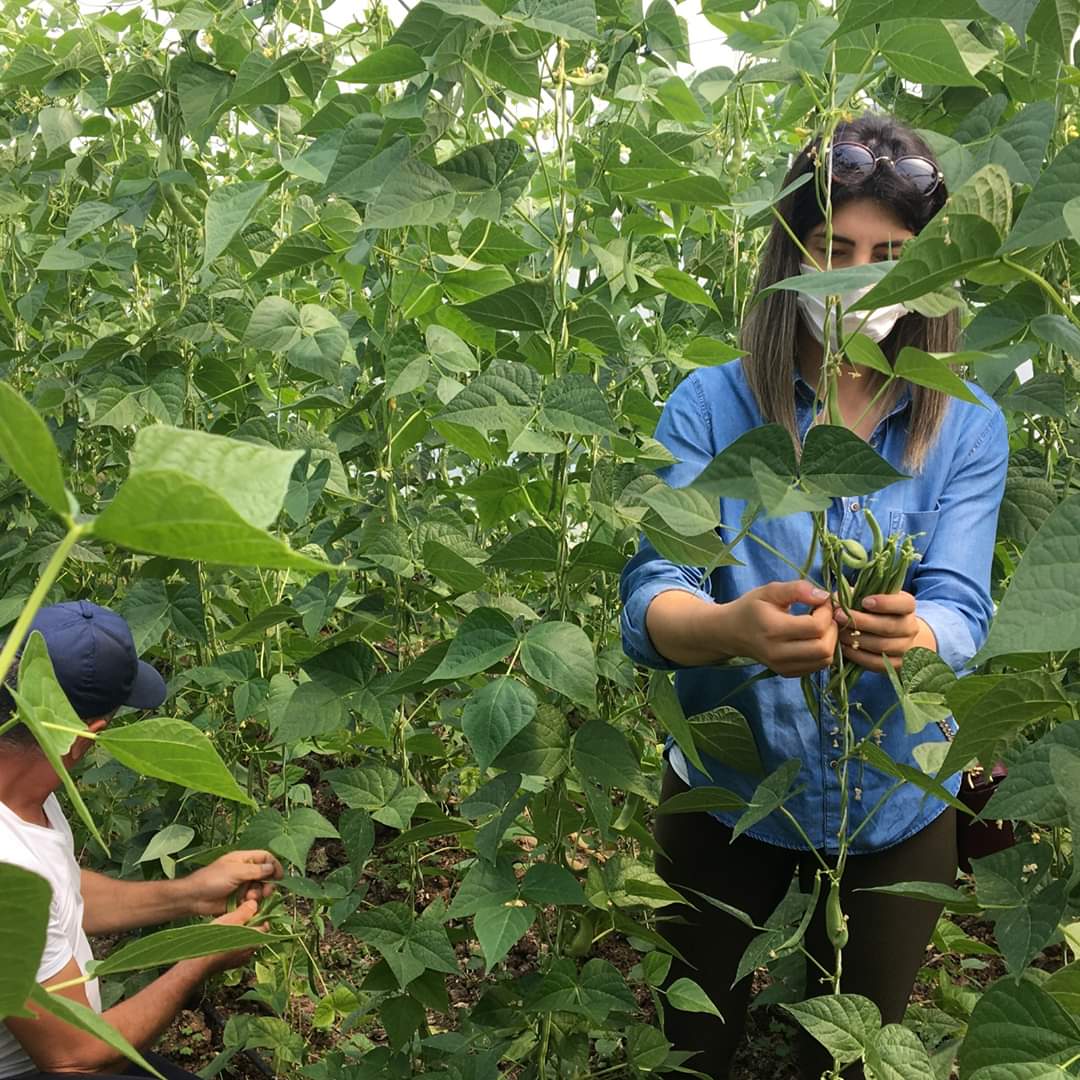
[741,112,958,472]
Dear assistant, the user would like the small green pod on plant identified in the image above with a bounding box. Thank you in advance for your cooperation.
[565,911,595,957]
[825,879,848,950]
[864,507,885,556]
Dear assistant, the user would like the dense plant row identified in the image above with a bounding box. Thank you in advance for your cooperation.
[2,0,1080,1076]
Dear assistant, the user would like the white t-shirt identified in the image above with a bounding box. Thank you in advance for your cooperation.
[0,794,102,1079]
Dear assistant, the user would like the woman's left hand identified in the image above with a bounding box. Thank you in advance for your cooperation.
[833,591,937,673]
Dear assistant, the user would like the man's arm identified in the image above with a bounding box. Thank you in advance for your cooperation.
[5,900,262,1074]
[81,850,284,935]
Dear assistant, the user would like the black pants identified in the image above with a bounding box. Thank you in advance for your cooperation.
[19,1052,199,1080]
[654,766,957,1080]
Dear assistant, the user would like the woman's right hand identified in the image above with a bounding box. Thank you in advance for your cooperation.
[724,579,838,677]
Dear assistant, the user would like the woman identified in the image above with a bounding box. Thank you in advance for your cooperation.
[619,113,1009,1078]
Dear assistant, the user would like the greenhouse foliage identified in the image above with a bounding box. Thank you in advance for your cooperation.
[0,0,1080,1076]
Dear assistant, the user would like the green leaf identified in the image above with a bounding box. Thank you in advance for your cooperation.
[506,0,599,40]
[426,607,518,682]
[651,266,717,311]
[462,677,537,771]
[520,620,597,708]
[201,180,268,271]
[856,879,980,913]
[105,64,161,107]
[248,233,331,282]
[958,977,1080,1078]
[732,759,802,840]
[229,51,289,107]
[893,348,984,405]
[936,673,1065,777]
[365,160,456,230]
[573,720,650,796]
[346,901,458,988]
[28,985,163,1078]
[492,702,570,777]
[0,864,50,1019]
[520,863,586,906]
[865,1024,936,1080]
[654,785,745,814]
[474,902,535,969]
[1001,139,1080,253]
[240,807,339,868]
[91,924,279,977]
[642,484,721,535]
[11,634,105,854]
[971,842,1064,972]
[666,977,722,1017]
[648,671,705,772]
[125,425,302,530]
[337,44,426,84]
[1027,0,1080,59]
[688,706,763,776]
[800,424,907,495]
[975,493,1080,661]
[540,373,618,436]
[837,0,983,34]
[91,471,328,571]
[878,19,994,87]
[782,994,881,1066]
[245,295,302,352]
[99,718,254,806]
[0,382,71,517]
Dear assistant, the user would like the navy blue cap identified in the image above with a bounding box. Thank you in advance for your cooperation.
[24,601,167,719]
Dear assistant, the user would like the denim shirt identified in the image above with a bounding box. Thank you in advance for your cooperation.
[620,360,1009,854]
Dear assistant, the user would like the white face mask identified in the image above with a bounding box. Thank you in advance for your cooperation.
[796,262,908,348]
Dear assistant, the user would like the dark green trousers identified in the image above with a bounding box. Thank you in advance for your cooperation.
[654,766,957,1080]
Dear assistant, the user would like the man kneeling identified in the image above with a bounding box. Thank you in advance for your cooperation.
[0,601,283,1079]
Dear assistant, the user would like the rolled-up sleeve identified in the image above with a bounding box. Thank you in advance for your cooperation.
[619,372,718,670]
[912,406,1010,673]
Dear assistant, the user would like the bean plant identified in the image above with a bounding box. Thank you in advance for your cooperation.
[1,0,1080,1077]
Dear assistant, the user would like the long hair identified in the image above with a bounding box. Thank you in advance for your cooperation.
[741,113,958,472]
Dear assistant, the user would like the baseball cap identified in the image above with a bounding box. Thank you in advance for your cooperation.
[23,600,167,719]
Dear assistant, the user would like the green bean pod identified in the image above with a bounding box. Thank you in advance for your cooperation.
[839,538,870,570]
[825,879,848,950]
[864,507,885,556]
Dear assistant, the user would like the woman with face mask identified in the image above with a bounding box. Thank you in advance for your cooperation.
[620,114,1009,1078]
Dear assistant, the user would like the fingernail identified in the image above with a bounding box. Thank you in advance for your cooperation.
[863,597,877,609]
[811,588,828,599]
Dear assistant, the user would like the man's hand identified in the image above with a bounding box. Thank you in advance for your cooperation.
[193,899,268,977]
[833,590,937,672]
[183,850,283,917]
[728,579,839,677]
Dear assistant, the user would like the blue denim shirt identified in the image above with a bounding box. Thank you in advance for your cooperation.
[620,360,1009,854]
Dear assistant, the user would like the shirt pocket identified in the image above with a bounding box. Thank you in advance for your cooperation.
[885,506,941,558]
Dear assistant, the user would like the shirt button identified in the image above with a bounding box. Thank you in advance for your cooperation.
[849,500,860,513]
[828,759,839,770]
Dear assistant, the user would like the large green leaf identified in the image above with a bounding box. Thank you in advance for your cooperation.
[91,924,280,976]
[520,620,597,708]
[365,160,456,230]
[337,45,426,84]
[975,493,1080,661]
[573,720,650,796]
[98,718,254,806]
[426,607,519,681]
[1001,138,1080,252]
[878,20,994,86]
[91,472,329,571]
[0,864,50,1019]
[124,426,302,529]
[800,424,907,495]
[462,677,537,771]
[200,180,268,271]
[958,977,1080,1078]
[0,382,71,517]
[474,902,535,970]
[782,994,881,1067]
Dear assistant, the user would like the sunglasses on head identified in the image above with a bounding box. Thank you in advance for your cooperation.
[825,141,944,196]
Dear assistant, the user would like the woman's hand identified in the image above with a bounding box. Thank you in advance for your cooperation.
[833,591,937,672]
[727,579,838,677]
